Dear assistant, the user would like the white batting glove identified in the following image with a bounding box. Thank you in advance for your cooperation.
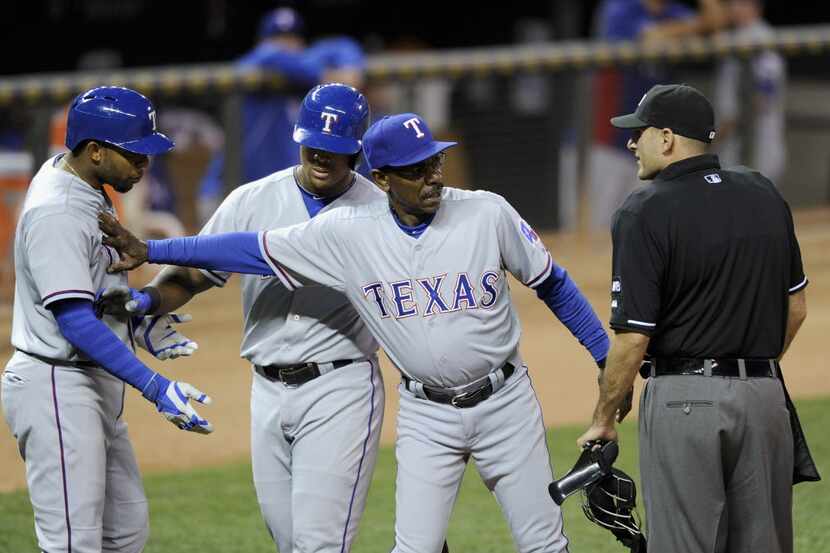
[143,374,213,434]
[134,313,199,360]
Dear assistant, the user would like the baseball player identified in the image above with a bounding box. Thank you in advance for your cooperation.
[714,0,787,182]
[0,87,211,553]
[99,112,610,553]
[96,83,386,553]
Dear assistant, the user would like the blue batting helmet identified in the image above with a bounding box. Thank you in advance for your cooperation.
[292,83,369,155]
[65,86,174,155]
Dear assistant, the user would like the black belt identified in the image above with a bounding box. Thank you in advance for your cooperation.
[403,363,516,409]
[17,349,97,369]
[647,358,778,379]
[255,359,354,387]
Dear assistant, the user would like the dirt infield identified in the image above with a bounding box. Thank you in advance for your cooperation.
[0,208,827,492]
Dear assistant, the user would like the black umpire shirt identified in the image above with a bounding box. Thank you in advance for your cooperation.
[609,154,808,358]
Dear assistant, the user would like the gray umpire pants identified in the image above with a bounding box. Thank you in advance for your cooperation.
[639,374,794,553]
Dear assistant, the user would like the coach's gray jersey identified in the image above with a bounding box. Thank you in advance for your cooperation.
[260,187,553,387]
[199,167,382,366]
[11,155,128,360]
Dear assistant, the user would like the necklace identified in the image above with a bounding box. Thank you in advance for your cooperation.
[63,157,84,181]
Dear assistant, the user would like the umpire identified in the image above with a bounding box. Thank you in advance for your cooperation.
[577,83,820,553]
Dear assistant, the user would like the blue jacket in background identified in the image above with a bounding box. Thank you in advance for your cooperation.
[199,37,366,202]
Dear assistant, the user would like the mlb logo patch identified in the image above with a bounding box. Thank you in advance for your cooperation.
[704,173,721,184]
[611,276,623,313]
[520,220,539,244]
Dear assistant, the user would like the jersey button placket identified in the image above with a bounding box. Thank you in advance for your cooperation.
[411,242,439,368]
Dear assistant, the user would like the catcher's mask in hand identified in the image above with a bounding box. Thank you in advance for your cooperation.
[549,440,618,505]
[582,467,646,552]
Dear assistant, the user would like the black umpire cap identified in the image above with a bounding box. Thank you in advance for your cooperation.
[611,83,717,143]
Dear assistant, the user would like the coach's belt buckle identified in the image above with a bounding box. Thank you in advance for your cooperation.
[278,363,316,387]
[450,385,488,408]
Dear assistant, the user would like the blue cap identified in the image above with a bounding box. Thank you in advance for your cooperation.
[257,7,304,39]
[362,113,457,170]
[65,86,174,155]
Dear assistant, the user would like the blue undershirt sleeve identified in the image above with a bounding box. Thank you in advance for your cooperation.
[535,263,610,366]
[50,299,169,401]
[147,232,274,276]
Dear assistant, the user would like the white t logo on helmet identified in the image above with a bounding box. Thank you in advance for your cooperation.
[149,110,157,130]
[321,112,339,133]
[403,117,425,138]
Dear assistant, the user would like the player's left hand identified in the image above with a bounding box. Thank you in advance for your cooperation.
[134,313,199,360]
[94,285,154,319]
[577,424,618,450]
[156,380,213,434]
[98,211,149,272]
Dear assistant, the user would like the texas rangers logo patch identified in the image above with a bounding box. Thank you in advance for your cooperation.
[520,220,539,244]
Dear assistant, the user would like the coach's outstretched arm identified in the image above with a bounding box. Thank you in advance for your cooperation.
[99,212,275,276]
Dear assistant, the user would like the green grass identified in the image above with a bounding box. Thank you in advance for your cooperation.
[2,397,828,553]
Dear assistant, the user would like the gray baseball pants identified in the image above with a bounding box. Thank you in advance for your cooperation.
[1,352,149,553]
[639,374,794,553]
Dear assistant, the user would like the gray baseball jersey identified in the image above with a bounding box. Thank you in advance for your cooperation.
[11,156,129,359]
[2,155,148,553]
[198,167,381,365]
[197,166,385,553]
[260,187,552,387]
[257,186,569,552]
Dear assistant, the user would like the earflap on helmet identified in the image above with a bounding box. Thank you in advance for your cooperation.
[581,468,647,552]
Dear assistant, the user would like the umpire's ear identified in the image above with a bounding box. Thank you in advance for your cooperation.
[370,169,390,193]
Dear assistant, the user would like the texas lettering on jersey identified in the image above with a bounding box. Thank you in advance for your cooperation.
[362,271,502,319]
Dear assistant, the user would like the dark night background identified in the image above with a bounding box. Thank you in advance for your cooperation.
[4,0,830,76]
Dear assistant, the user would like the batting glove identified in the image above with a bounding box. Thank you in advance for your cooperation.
[134,313,199,360]
[94,285,154,318]
[141,373,213,434]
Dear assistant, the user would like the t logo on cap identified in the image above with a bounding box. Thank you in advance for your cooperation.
[403,117,425,138]
[321,112,339,133]
[362,112,457,170]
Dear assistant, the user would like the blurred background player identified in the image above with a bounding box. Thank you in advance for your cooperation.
[588,0,694,229]
[714,0,787,182]
[588,0,727,229]
[197,6,366,222]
